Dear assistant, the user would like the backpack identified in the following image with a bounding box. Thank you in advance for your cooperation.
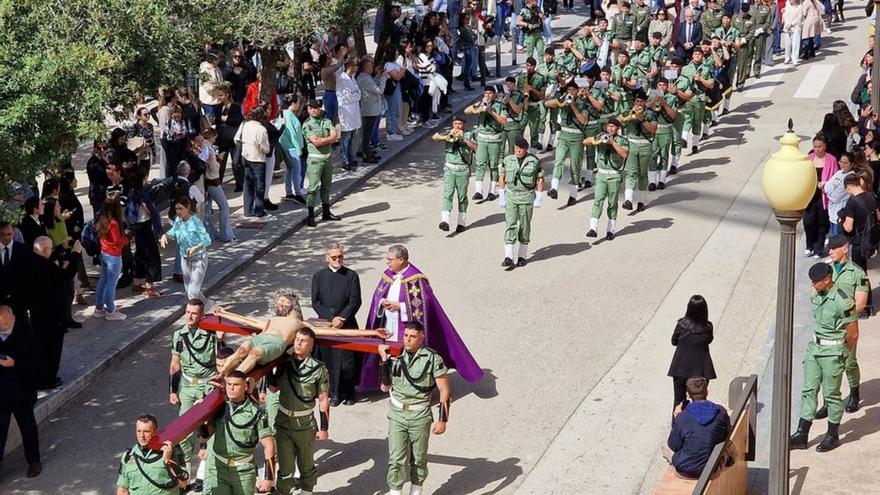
[81,219,99,257]
[146,177,174,213]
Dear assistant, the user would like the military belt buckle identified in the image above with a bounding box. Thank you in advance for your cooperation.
[228,459,237,467]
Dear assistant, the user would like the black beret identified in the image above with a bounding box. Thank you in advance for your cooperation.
[809,262,832,282]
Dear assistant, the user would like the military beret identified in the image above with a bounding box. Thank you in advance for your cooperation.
[742,3,750,11]
[306,99,321,108]
[809,262,832,282]
[600,66,612,73]
[514,136,530,149]
[505,76,517,83]
[827,234,850,249]
[669,57,684,66]
[565,80,579,90]
[484,85,497,93]
[609,118,622,127]
[633,89,648,100]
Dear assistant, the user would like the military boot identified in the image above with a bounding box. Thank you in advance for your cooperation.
[816,422,840,452]
[815,403,828,419]
[306,207,317,227]
[845,387,860,413]
[789,418,812,450]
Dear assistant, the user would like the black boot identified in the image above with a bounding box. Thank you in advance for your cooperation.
[621,200,633,210]
[306,207,317,227]
[815,404,828,419]
[816,422,840,452]
[789,418,812,450]
[322,205,341,221]
[846,387,860,413]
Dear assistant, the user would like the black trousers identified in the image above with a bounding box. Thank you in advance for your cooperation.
[803,196,828,255]
[361,116,378,156]
[0,399,40,463]
[132,221,162,283]
[315,346,359,401]
[33,318,64,387]
[673,377,688,409]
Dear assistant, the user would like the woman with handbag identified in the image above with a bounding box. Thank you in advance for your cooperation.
[197,129,235,242]
[125,168,163,298]
[667,295,717,411]
[127,107,157,176]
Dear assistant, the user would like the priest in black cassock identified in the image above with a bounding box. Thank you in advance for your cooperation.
[311,242,362,406]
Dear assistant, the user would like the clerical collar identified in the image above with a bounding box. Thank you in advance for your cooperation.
[394,264,409,277]
[329,266,340,273]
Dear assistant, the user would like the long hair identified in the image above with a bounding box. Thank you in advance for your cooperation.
[40,197,58,229]
[679,295,712,334]
[96,196,124,239]
[832,100,856,130]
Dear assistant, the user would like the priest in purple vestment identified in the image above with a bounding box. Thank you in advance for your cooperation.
[359,245,483,389]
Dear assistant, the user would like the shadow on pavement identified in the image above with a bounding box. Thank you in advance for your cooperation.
[529,242,591,263]
[648,191,700,208]
[614,218,675,238]
[450,368,499,401]
[675,157,730,174]
[790,466,809,495]
[345,201,391,218]
[467,212,506,231]
[668,171,718,187]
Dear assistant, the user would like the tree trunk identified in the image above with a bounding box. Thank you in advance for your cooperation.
[354,23,368,58]
[259,48,281,104]
[375,0,394,61]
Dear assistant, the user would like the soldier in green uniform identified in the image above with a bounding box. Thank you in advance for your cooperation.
[649,80,681,191]
[201,371,276,495]
[168,298,219,492]
[629,38,653,77]
[714,14,741,96]
[556,41,580,79]
[611,2,637,61]
[378,321,451,495]
[302,99,341,227]
[646,32,669,87]
[501,76,526,154]
[700,0,725,42]
[544,81,589,205]
[499,137,545,266]
[620,90,658,212]
[579,76,608,189]
[815,235,871,418]
[631,0,652,42]
[790,263,859,453]
[574,22,604,62]
[465,86,509,201]
[432,116,477,233]
[680,49,714,154]
[610,51,641,101]
[732,5,756,90]
[268,327,330,495]
[117,414,188,495]
[750,0,774,79]
[538,48,564,151]
[665,58,692,174]
[517,0,545,61]
[518,57,548,150]
[585,119,629,240]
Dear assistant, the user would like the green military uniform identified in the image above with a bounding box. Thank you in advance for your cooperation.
[622,106,657,208]
[629,48,653,76]
[501,152,543,259]
[700,54,719,131]
[590,134,630,233]
[302,114,335,208]
[440,130,475,225]
[701,7,725,42]
[473,99,510,197]
[680,60,711,148]
[502,89,527,154]
[575,32,601,60]
[750,3,774,78]
[799,287,856,424]
[386,347,448,491]
[833,260,870,388]
[520,4,545,60]
[552,96,589,200]
[273,355,330,494]
[556,49,579,78]
[631,1,652,41]
[582,88,607,186]
[611,12,637,60]
[518,71,549,148]
[715,25,741,92]
[537,60,563,147]
[117,444,187,495]
[647,44,669,76]
[172,324,219,466]
[651,92,682,186]
[204,398,273,495]
[731,13,756,89]
[669,71,693,164]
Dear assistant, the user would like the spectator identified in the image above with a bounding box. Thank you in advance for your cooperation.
[222,48,258,105]
[40,197,70,249]
[40,177,60,200]
[214,85,244,191]
[821,112,847,160]
[841,173,877,271]
[782,0,803,65]
[650,9,673,48]
[676,9,703,62]
[278,95,307,204]
[259,101,285,211]
[125,168,163,299]
[197,129,235,242]
[338,58,363,171]
[17,197,46,248]
[234,106,271,218]
[459,12,478,90]
[320,44,349,123]
[59,171,88,304]
[663,377,731,479]
[161,105,194,179]
[801,0,820,60]
[176,89,202,136]
[199,51,224,122]
[687,0,705,20]
[169,160,205,281]
[824,152,855,237]
[0,222,34,318]
[160,197,213,309]
[804,134,837,257]
[107,128,138,169]
[243,71,279,121]
[86,140,111,216]
[358,59,384,165]
[32,236,80,388]
[0,305,41,478]
[94,196,129,321]
[667,295,717,410]
[383,46,407,141]
[416,40,444,128]
[126,107,156,175]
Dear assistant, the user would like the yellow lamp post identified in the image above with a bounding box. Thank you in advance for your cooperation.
[762,119,817,495]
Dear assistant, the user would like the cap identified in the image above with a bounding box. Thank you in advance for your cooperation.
[609,118,621,127]
[827,234,850,249]
[306,99,322,108]
[505,76,516,83]
[514,136,530,149]
[741,3,750,11]
[808,262,832,282]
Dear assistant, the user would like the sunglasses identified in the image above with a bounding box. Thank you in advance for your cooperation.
[328,255,344,260]
[96,146,108,151]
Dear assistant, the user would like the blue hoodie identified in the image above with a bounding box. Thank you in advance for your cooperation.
[667,400,730,478]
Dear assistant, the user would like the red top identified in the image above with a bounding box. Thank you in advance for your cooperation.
[100,219,128,256]
[242,81,279,120]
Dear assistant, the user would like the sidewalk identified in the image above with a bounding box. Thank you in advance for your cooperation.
[3,5,593,455]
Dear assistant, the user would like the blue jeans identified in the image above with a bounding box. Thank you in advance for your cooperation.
[205,184,234,242]
[462,46,477,88]
[542,15,553,42]
[830,222,842,237]
[387,87,401,135]
[96,253,122,312]
[243,160,266,216]
[323,90,338,123]
[340,130,356,166]
[773,19,782,52]
[281,148,304,196]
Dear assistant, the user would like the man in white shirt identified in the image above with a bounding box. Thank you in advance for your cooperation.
[337,58,363,171]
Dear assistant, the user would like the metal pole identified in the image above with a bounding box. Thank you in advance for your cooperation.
[495,0,503,76]
[874,1,880,115]
[767,210,802,495]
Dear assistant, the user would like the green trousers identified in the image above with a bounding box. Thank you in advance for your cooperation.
[592,173,622,220]
[625,139,652,191]
[752,35,767,77]
[736,45,752,87]
[544,106,560,135]
[504,128,525,155]
[799,343,847,424]
[525,107,544,147]
[504,196,536,244]
[265,389,279,432]
[441,165,470,213]
[475,139,503,183]
[276,417,318,492]
[652,129,674,172]
[553,137,584,185]
[305,158,333,207]
[583,125,602,172]
[387,408,433,491]
[524,33,544,61]
[178,381,213,465]
[683,98,705,138]
[846,341,860,388]
[207,462,257,495]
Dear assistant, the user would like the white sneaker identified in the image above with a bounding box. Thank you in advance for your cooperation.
[387,133,403,141]
[105,311,127,321]
[93,309,107,318]
[400,129,413,136]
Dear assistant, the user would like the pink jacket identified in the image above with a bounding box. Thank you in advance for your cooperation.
[809,151,839,209]
[801,0,822,39]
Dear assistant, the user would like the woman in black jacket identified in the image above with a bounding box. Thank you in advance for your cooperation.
[667,295,717,410]
[821,112,847,160]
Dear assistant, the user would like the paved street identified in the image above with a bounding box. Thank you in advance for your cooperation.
[0,8,876,495]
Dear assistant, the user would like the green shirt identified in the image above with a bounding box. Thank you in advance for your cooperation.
[501,154,544,197]
[302,115,334,156]
[274,354,329,428]
[681,62,711,98]
[474,100,509,136]
[632,3,652,32]
[833,260,871,300]
[557,96,590,137]
[117,444,187,495]
[502,90,527,130]
[671,72,693,107]
[518,71,548,104]
[732,14,756,44]
[208,398,272,468]
[811,288,856,343]
[753,4,774,34]
[647,45,669,69]
[575,34,600,60]
[171,325,218,379]
[389,347,447,405]
[556,50,579,77]
[596,135,629,171]
[443,130,475,165]
[520,5,542,35]
[612,13,637,41]
[714,25,741,43]
[621,109,658,139]
[629,49,652,74]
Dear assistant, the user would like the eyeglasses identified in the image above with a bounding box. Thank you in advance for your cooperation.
[96,146,108,151]
[328,255,344,260]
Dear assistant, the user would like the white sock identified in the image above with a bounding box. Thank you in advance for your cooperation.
[590,217,599,231]
[659,170,668,183]
[723,98,731,111]
[301,491,313,495]
[475,181,484,194]
[490,181,498,194]
[608,219,616,233]
[648,170,658,185]
[624,188,634,202]
[671,155,680,168]
[681,130,691,148]
[551,177,560,191]
[458,211,467,226]
[390,490,403,495]
[637,188,645,204]
[568,184,578,200]
[693,134,701,148]
[505,244,514,259]
[518,244,528,259]
[549,133,556,146]
[410,485,423,495]
[712,110,720,122]
[196,459,205,480]
[441,210,451,223]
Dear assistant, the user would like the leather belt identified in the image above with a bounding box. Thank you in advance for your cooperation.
[596,168,622,175]
[445,162,469,170]
[181,372,211,385]
[278,405,314,418]
[390,393,429,411]
[816,338,845,346]
[213,453,254,467]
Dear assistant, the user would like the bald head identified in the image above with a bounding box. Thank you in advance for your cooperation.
[0,305,14,332]
[34,236,52,258]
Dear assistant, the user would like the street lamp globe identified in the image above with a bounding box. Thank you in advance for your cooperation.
[762,119,817,212]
